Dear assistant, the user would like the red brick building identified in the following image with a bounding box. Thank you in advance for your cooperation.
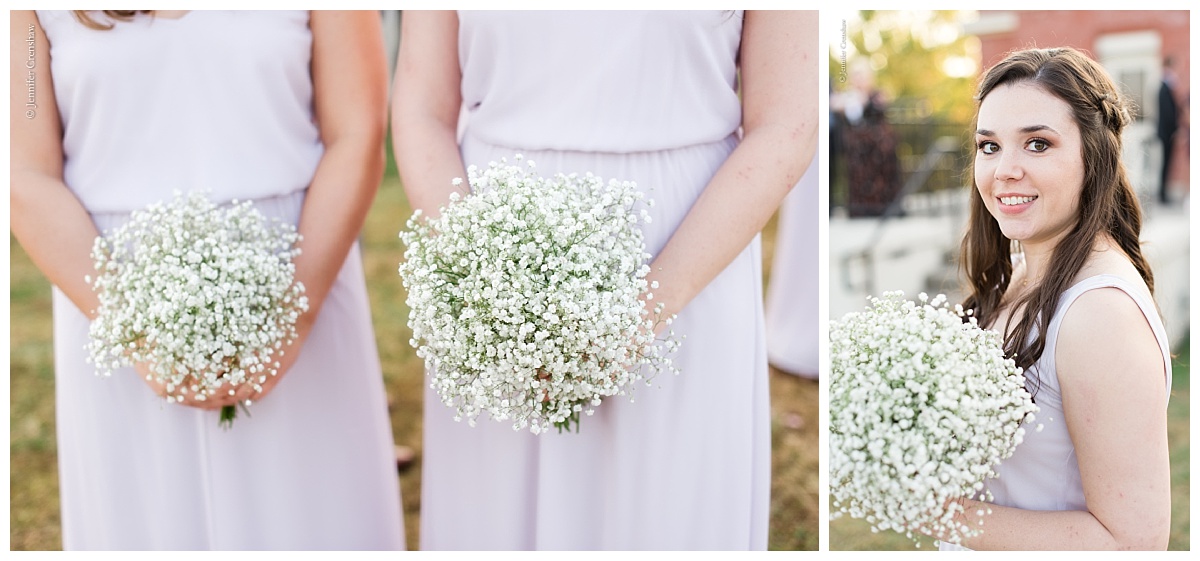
[965,10,1190,204]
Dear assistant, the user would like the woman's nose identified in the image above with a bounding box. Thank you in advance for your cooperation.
[993,149,1024,182]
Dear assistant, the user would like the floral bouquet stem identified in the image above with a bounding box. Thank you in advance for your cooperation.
[219,401,253,430]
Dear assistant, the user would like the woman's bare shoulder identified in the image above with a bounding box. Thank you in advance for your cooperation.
[1071,235,1151,295]
[1057,257,1164,393]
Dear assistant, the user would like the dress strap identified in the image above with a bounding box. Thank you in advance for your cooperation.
[1048,274,1173,396]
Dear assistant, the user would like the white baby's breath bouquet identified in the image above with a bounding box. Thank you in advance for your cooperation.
[87,191,309,428]
[828,291,1038,547]
[399,156,681,434]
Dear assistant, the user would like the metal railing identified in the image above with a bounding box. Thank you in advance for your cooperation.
[840,136,964,295]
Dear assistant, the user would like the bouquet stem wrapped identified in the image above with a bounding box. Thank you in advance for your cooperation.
[829,291,1038,546]
[399,157,681,434]
[87,191,308,428]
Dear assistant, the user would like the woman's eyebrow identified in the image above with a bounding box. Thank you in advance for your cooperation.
[1019,124,1059,134]
[976,124,1060,136]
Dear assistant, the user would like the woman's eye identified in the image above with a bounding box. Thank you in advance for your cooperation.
[1027,138,1050,152]
[977,141,999,155]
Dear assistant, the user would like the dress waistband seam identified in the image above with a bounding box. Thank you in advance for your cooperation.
[462,130,739,157]
[86,188,307,220]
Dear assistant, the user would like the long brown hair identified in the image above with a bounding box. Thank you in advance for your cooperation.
[960,47,1154,386]
[71,11,152,30]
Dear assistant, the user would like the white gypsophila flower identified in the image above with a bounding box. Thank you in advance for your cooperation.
[828,291,1038,547]
[86,191,309,428]
[399,156,682,434]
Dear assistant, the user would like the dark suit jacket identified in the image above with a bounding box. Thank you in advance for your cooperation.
[1158,80,1179,141]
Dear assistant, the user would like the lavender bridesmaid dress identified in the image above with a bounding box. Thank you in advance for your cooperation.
[765,154,820,378]
[418,10,770,550]
[38,10,404,550]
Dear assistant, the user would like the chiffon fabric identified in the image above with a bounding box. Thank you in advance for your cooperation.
[418,10,770,550]
[939,274,1172,551]
[765,154,820,377]
[38,10,404,550]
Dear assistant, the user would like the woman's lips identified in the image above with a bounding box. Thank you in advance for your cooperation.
[997,194,1037,214]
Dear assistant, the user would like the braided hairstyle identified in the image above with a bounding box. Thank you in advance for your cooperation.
[71,11,152,30]
[960,47,1153,391]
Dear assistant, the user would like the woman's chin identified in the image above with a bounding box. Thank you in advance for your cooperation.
[996,225,1031,243]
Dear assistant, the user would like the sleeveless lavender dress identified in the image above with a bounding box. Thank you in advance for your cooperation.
[418,10,770,550]
[38,10,404,550]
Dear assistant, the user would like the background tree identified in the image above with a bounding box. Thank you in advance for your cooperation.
[829,11,979,211]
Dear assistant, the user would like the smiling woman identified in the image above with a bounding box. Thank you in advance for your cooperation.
[944,47,1171,550]
[974,82,1086,249]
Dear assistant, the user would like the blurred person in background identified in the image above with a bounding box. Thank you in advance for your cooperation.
[765,155,819,379]
[832,59,901,218]
[1156,56,1179,205]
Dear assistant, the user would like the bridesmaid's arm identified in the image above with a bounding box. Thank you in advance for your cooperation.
[222,10,390,406]
[942,288,1170,550]
[390,10,469,218]
[10,10,103,319]
[290,10,388,335]
[645,10,818,322]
